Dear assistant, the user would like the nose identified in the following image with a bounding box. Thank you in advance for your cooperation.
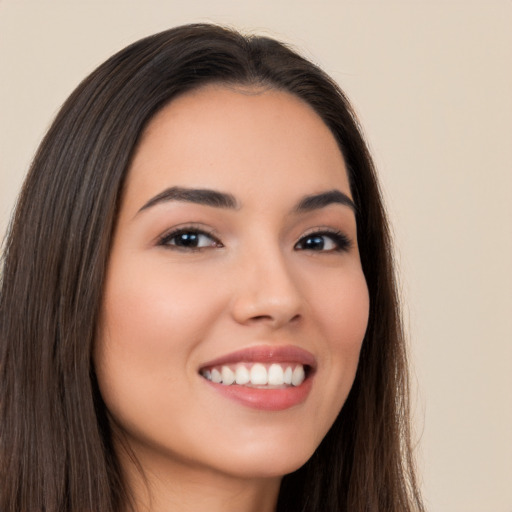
[230,248,304,329]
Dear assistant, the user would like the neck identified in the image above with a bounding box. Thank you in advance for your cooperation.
[117,441,282,512]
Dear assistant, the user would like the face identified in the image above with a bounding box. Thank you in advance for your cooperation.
[94,85,369,482]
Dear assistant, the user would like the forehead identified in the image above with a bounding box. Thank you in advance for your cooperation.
[125,84,351,211]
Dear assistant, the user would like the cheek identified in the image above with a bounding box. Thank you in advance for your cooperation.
[307,267,369,408]
[313,267,369,353]
[93,260,230,453]
[99,258,223,355]
[93,258,225,415]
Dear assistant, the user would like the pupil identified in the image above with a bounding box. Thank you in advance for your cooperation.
[304,236,324,250]
[176,233,198,247]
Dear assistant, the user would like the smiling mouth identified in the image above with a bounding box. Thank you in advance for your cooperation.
[198,346,316,410]
[200,362,310,388]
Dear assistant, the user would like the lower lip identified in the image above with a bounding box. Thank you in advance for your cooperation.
[203,377,313,411]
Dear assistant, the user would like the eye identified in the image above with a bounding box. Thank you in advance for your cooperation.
[158,228,222,250]
[294,230,351,252]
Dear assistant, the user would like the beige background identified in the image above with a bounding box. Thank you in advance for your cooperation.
[1,1,511,510]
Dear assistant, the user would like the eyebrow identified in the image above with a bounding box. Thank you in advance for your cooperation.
[137,186,355,215]
[138,186,239,213]
[293,189,356,213]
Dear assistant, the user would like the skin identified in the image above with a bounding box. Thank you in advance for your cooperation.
[94,85,370,512]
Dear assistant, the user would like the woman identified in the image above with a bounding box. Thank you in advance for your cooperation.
[0,24,424,512]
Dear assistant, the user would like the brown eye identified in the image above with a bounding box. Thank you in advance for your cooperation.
[160,229,222,250]
[295,231,351,252]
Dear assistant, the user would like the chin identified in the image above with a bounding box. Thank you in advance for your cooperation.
[203,433,318,480]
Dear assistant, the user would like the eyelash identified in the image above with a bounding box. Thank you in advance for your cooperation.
[157,227,352,253]
[158,227,222,251]
[294,230,352,253]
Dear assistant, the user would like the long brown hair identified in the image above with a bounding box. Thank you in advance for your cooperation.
[0,24,424,511]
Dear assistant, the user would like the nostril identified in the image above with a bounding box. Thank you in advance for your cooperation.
[251,315,272,321]
[247,313,301,326]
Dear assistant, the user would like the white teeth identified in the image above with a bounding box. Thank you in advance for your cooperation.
[250,363,268,385]
[202,363,307,387]
[211,368,222,383]
[221,366,235,385]
[268,363,284,386]
[235,364,250,385]
[291,365,305,386]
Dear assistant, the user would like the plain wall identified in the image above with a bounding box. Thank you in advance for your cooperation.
[1,1,511,510]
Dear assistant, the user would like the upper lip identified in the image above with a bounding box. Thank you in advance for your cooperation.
[199,345,317,370]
